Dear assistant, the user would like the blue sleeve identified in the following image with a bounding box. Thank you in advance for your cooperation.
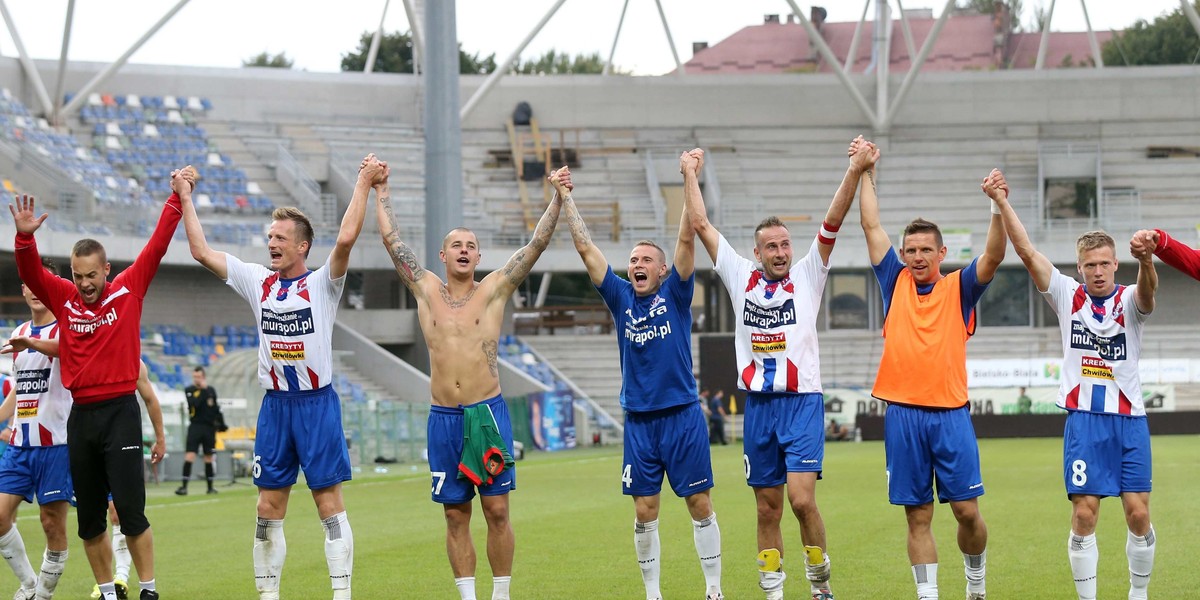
[667,266,695,310]
[594,266,628,315]
[871,248,904,319]
[958,257,990,326]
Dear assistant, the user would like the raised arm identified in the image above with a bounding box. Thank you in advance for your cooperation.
[177,166,228,279]
[820,136,875,265]
[137,361,165,464]
[329,154,383,279]
[1145,229,1200,281]
[1129,230,1158,314]
[988,169,1052,291]
[975,169,1009,284]
[120,171,185,296]
[555,167,608,285]
[856,141,891,265]
[681,149,720,262]
[10,195,69,308]
[490,184,564,298]
[674,154,700,280]
[376,170,436,299]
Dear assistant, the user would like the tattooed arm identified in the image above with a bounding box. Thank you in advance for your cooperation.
[552,167,608,285]
[375,173,435,298]
[488,179,564,297]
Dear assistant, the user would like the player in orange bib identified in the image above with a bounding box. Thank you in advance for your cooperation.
[859,141,1008,600]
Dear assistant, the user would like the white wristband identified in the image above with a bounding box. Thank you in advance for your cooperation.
[990,199,1001,215]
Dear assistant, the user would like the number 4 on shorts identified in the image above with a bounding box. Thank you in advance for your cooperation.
[622,464,632,488]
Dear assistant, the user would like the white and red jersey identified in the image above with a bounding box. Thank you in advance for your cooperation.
[1044,269,1148,416]
[7,321,71,447]
[714,234,828,394]
[225,254,344,392]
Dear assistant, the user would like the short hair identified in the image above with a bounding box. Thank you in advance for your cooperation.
[40,257,58,276]
[902,218,943,248]
[442,227,478,248]
[633,240,665,262]
[271,207,314,258]
[1075,230,1115,259]
[754,216,789,237]
[71,239,107,263]
[193,366,206,375]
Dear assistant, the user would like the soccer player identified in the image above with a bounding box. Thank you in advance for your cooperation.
[1130,227,1200,283]
[175,366,224,496]
[684,140,875,600]
[180,154,382,600]
[993,200,1158,600]
[10,172,179,600]
[859,159,1007,600]
[557,162,722,600]
[376,165,564,600]
[0,258,72,600]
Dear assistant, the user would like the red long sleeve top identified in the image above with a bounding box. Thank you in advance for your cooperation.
[14,194,182,403]
[1153,229,1200,282]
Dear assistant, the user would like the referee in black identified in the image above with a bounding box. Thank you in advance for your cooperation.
[175,366,224,495]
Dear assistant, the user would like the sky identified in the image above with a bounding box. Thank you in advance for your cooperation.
[0,1,1188,76]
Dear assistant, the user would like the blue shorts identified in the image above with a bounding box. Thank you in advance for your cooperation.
[1063,410,1151,498]
[428,395,516,504]
[0,445,74,505]
[623,402,713,498]
[742,392,825,487]
[884,404,983,505]
[253,386,352,490]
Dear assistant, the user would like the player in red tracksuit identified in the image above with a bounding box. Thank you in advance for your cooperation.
[8,167,192,600]
[1131,228,1200,282]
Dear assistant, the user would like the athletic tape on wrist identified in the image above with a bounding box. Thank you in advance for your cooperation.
[990,200,1001,215]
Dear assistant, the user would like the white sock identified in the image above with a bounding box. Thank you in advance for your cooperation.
[492,575,511,600]
[35,548,67,599]
[253,517,286,598]
[913,563,938,600]
[112,525,131,582]
[634,520,661,600]
[322,512,353,599]
[98,581,117,600]
[139,579,155,592]
[1126,526,1155,599]
[0,525,37,590]
[963,549,986,595]
[455,576,477,600]
[692,513,722,595]
[1068,531,1098,600]
[757,549,785,600]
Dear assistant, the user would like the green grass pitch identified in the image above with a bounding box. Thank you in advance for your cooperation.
[15,435,1198,598]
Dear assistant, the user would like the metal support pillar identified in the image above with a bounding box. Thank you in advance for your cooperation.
[1080,0,1103,67]
[844,0,871,73]
[59,0,192,119]
[365,0,391,73]
[1035,0,1057,70]
[785,0,877,126]
[401,0,424,73]
[459,0,568,122]
[604,0,631,76]
[1182,0,1200,40]
[652,0,684,76]
[0,0,54,116]
[880,0,955,132]
[52,0,76,125]
[424,0,463,279]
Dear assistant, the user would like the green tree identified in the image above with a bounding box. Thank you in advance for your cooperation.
[340,30,496,74]
[957,0,1024,32]
[243,51,294,69]
[1102,2,1200,66]
[512,50,619,75]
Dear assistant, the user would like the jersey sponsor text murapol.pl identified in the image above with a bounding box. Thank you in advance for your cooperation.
[742,298,796,329]
[67,307,118,335]
[261,308,315,337]
[14,368,50,395]
[1069,321,1127,360]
